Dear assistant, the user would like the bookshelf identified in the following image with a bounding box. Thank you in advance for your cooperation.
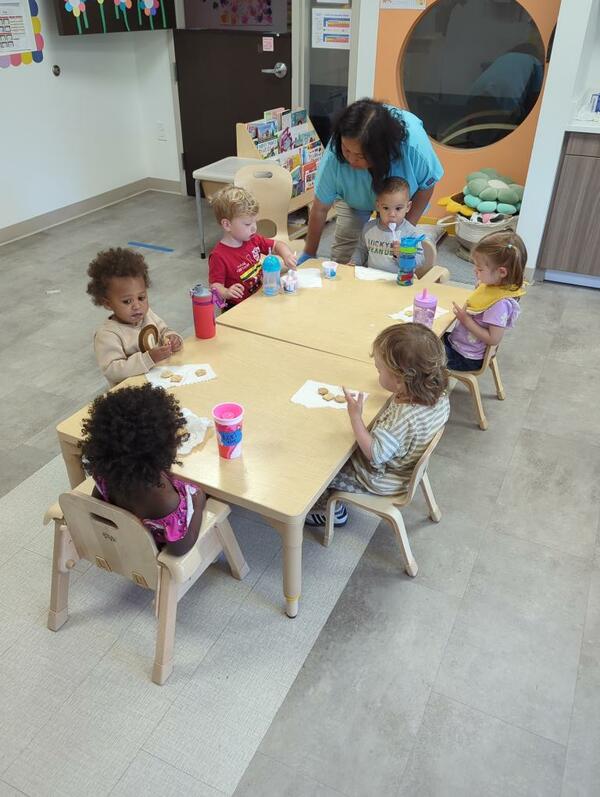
[235,118,334,240]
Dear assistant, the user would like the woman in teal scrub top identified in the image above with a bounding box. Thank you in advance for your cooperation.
[299,99,444,264]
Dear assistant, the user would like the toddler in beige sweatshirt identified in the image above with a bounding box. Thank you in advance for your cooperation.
[87,247,183,387]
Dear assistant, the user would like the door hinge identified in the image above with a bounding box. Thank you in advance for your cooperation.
[172,60,178,84]
[181,152,186,172]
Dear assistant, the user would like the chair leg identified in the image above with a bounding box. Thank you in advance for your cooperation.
[387,507,418,577]
[215,519,249,580]
[458,373,488,430]
[47,523,71,631]
[420,473,441,522]
[152,567,178,685]
[323,496,337,547]
[489,356,505,400]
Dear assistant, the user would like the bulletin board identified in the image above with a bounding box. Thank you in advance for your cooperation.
[54,0,175,34]
[0,0,44,68]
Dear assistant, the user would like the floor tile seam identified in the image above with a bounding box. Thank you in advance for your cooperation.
[138,747,230,795]
[0,777,30,796]
[489,523,599,565]
[429,688,570,752]
[559,557,599,792]
[249,751,350,797]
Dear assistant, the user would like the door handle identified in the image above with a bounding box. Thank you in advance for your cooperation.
[261,61,287,79]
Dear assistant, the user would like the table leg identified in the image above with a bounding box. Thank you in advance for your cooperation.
[195,179,206,259]
[58,436,85,489]
[265,516,304,618]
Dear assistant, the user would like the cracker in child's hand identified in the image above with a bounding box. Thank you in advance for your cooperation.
[169,374,183,383]
[195,368,207,377]
[317,387,329,396]
[334,394,346,403]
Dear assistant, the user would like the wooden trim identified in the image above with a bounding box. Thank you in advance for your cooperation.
[565,132,600,158]
[0,178,183,246]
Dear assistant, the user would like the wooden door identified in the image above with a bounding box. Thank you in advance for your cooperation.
[174,30,292,196]
[537,150,600,276]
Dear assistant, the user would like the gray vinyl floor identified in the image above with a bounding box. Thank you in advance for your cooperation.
[1,190,599,796]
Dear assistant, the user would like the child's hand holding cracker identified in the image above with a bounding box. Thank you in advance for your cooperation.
[343,387,364,418]
[149,343,172,364]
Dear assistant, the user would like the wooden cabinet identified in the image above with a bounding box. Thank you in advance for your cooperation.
[538,133,600,276]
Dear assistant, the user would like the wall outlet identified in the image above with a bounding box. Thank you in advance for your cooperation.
[156,122,167,142]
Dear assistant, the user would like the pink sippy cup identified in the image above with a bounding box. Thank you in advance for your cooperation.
[413,288,438,328]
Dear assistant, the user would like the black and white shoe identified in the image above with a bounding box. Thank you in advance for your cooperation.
[305,504,348,528]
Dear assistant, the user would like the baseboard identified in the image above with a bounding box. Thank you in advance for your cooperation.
[0,178,183,246]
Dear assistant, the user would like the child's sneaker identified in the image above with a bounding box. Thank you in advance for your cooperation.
[305,504,348,528]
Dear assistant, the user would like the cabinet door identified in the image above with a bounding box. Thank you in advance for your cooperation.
[538,154,600,275]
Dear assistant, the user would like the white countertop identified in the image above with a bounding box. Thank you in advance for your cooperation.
[565,120,600,134]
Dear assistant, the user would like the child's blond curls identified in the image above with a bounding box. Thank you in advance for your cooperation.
[472,230,527,288]
[210,185,259,223]
[373,324,448,406]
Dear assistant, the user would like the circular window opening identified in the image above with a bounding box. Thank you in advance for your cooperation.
[401,0,545,149]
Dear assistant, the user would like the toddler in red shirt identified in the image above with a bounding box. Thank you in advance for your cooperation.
[208,185,297,308]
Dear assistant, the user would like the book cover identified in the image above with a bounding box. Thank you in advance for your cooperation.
[256,138,279,159]
[255,120,278,142]
[264,107,285,130]
[279,127,293,152]
[291,108,308,126]
[281,109,292,130]
[302,160,317,191]
[246,119,264,139]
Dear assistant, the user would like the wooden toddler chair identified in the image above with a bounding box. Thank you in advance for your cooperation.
[324,428,445,577]
[44,480,248,685]
[234,163,305,253]
[448,344,504,430]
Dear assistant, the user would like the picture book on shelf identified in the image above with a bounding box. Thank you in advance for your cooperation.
[302,160,317,191]
[256,138,279,159]
[264,107,286,130]
[279,127,293,152]
[291,108,308,127]
[254,120,278,142]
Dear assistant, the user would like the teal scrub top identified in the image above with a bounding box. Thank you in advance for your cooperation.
[314,106,443,212]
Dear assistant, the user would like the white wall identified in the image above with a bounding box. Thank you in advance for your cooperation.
[517,0,595,273]
[0,0,181,230]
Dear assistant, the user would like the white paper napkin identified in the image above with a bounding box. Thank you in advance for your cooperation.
[178,408,213,456]
[388,306,449,323]
[146,363,216,388]
[354,266,397,282]
[291,379,368,409]
[296,268,322,288]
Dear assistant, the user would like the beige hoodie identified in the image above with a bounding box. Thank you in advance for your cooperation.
[94,308,182,387]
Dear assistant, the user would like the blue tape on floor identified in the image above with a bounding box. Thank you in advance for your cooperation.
[127,241,174,253]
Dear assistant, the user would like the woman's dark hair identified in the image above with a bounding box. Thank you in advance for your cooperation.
[81,384,188,497]
[331,98,408,193]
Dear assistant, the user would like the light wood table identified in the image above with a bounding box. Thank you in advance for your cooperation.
[56,327,389,618]
[216,261,471,363]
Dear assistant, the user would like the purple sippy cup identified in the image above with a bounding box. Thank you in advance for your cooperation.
[413,288,437,328]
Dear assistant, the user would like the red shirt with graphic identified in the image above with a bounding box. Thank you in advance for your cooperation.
[209,235,275,305]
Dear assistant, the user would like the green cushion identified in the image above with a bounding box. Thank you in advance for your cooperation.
[466,171,488,183]
[509,184,524,201]
[467,178,488,196]
[480,186,499,201]
[497,187,519,204]
[478,201,498,213]
[497,202,517,215]
[464,193,481,209]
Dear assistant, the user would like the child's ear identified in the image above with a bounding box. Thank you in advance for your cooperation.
[497,266,508,281]
[406,199,412,212]
[102,298,112,311]
[221,218,232,232]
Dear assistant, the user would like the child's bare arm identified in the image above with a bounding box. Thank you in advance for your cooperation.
[211,282,244,301]
[164,489,206,557]
[452,303,506,346]
[343,388,373,460]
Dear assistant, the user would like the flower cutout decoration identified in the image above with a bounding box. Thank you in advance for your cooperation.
[139,0,159,15]
[64,0,85,17]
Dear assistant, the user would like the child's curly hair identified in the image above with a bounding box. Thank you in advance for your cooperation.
[87,247,151,306]
[81,384,188,496]
[373,323,448,406]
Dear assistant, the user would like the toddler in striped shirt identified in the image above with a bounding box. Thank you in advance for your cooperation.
[306,323,450,527]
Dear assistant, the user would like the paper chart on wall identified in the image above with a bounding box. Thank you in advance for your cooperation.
[379,0,426,9]
[0,0,36,55]
[311,7,351,50]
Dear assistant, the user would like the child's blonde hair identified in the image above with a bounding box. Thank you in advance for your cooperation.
[210,185,259,223]
[472,230,527,288]
[373,324,448,406]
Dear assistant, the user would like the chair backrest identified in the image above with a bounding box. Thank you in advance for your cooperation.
[404,428,445,502]
[234,163,292,241]
[59,491,159,590]
[479,343,499,373]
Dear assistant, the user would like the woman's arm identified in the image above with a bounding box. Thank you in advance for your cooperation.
[302,198,332,257]
[164,489,207,557]
[406,186,434,225]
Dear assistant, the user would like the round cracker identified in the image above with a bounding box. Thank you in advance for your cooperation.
[334,394,346,403]
[317,386,329,396]
[322,392,334,401]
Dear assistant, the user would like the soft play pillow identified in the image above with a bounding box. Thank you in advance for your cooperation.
[463,168,523,216]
